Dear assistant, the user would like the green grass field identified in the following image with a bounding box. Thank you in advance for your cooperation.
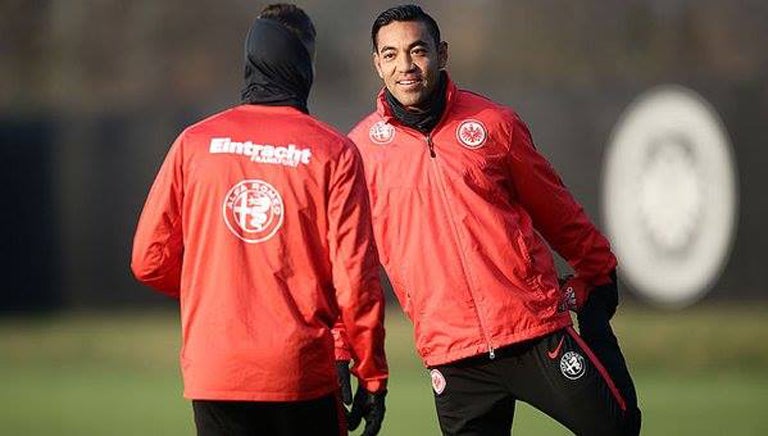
[1,304,767,435]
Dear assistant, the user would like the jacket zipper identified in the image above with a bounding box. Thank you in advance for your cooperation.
[426,133,496,359]
[427,134,437,158]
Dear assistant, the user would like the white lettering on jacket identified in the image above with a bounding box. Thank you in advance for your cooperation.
[209,137,312,167]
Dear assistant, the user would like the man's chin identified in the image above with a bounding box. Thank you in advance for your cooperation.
[391,92,426,109]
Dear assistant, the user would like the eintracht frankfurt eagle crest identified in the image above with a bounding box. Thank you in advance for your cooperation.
[456,119,487,149]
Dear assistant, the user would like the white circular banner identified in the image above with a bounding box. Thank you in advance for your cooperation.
[602,85,738,307]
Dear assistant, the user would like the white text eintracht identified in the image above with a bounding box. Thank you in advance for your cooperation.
[209,137,312,167]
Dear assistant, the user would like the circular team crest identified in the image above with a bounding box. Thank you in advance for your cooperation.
[456,119,487,149]
[559,351,586,380]
[222,179,284,243]
[430,369,446,395]
[369,120,395,145]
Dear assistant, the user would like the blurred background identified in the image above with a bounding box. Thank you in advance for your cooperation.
[1,0,766,434]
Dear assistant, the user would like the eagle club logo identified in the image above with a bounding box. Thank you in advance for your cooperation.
[456,119,487,149]
[369,120,395,145]
[559,351,586,380]
[430,369,447,395]
[222,180,284,243]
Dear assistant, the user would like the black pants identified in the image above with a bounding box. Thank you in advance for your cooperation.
[430,307,641,435]
[192,393,344,436]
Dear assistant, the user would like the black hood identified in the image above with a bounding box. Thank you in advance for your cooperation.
[241,18,313,113]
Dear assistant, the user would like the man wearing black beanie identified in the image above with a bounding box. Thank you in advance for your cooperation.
[131,4,388,436]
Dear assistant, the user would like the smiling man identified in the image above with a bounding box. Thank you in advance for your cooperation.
[345,4,641,436]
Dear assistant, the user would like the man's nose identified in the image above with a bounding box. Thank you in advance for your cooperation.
[396,54,416,73]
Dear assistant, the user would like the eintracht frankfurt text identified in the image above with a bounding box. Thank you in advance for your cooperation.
[209,137,312,167]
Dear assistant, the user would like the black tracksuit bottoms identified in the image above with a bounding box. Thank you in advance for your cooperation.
[192,392,344,436]
[429,297,641,435]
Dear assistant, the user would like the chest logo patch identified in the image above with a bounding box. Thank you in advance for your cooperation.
[223,179,284,243]
[456,119,487,149]
[369,120,395,145]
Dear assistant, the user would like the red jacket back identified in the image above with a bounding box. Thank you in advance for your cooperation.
[132,105,387,401]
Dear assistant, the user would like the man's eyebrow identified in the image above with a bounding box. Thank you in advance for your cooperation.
[379,40,430,53]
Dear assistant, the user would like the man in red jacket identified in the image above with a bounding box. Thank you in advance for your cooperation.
[346,4,640,435]
[131,4,387,436]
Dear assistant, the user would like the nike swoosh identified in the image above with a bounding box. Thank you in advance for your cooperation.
[547,336,565,360]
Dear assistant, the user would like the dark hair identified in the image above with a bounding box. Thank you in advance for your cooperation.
[258,3,316,49]
[371,4,441,52]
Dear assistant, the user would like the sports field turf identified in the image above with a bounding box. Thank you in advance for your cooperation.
[1,303,767,435]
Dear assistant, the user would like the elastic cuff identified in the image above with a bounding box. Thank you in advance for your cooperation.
[361,378,388,394]
[335,349,352,361]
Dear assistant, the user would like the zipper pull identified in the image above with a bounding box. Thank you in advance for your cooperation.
[426,135,436,158]
[489,347,496,360]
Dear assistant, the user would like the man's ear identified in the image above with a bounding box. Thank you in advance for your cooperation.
[438,41,448,70]
[373,51,384,79]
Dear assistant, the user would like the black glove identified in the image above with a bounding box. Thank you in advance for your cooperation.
[583,269,619,320]
[348,384,387,436]
[336,360,352,406]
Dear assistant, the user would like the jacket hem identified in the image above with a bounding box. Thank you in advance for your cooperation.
[183,385,337,402]
[422,315,573,367]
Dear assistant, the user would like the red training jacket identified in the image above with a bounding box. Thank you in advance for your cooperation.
[348,76,616,367]
[132,105,388,401]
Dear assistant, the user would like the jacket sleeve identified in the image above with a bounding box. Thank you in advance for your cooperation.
[506,114,616,285]
[327,139,388,393]
[130,136,185,297]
